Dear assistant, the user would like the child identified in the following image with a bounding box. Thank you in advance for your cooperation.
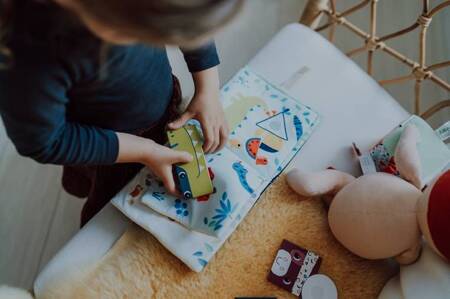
[0,0,242,225]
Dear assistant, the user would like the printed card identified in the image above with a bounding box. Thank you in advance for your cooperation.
[268,240,321,298]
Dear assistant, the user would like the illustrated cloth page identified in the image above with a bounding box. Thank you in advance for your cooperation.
[112,67,320,271]
[223,67,319,179]
[138,150,266,238]
[124,67,319,238]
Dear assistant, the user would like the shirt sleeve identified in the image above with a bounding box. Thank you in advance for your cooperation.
[0,55,119,166]
[180,41,220,73]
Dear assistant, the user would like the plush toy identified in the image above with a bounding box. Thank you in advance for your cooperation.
[286,124,450,266]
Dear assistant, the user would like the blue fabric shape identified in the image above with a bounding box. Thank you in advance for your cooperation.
[232,162,254,194]
[152,192,165,201]
[198,259,208,267]
[293,115,303,141]
[205,192,237,231]
[259,143,278,153]
[175,199,189,217]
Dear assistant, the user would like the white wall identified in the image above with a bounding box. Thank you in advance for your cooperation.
[168,0,305,99]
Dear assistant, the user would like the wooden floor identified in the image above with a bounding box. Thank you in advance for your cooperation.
[0,0,448,290]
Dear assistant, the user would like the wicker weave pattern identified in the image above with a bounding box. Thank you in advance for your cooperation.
[300,0,449,120]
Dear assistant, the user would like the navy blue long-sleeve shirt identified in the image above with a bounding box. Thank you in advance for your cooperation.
[0,0,220,165]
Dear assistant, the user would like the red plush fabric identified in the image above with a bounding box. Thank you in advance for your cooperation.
[427,170,450,261]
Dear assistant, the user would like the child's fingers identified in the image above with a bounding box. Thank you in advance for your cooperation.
[210,126,221,153]
[170,150,193,164]
[217,126,229,151]
[202,125,215,153]
[168,111,194,129]
[161,168,178,195]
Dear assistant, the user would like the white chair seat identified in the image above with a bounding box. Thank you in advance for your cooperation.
[34,23,409,296]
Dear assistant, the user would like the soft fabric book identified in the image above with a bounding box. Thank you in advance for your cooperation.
[112,67,320,271]
[369,115,450,185]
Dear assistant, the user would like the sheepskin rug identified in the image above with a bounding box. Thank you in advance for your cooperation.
[39,175,397,299]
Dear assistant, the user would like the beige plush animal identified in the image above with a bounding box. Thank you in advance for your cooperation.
[286,125,450,265]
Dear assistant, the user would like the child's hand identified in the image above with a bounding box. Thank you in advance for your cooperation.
[168,67,229,153]
[169,90,228,153]
[116,133,192,195]
[142,141,192,195]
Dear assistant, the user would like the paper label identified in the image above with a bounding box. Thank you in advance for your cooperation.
[358,154,377,175]
[436,121,450,142]
[353,143,377,175]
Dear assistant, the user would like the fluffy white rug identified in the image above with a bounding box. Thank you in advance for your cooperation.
[38,176,398,298]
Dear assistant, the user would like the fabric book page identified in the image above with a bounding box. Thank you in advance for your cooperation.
[222,67,319,179]
[138,149,266,238]
[112,67,320,271]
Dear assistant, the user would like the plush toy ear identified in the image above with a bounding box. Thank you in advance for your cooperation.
[395,125,422,189]
[287,169,355,198]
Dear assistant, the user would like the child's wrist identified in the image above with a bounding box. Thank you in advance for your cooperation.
[139,138,157,165]
[192,67,219,94]
[116,132,159,165]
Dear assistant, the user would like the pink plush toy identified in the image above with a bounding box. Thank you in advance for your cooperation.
[287,125,450,265]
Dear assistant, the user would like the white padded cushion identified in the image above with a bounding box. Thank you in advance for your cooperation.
[249,24,409,174]
[34,23,409,296]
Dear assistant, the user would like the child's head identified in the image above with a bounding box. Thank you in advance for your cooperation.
[53,0,243,46]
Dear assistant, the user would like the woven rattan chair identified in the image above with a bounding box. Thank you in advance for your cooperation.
[300,0,449,121]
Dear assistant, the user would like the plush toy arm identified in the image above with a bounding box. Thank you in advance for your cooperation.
[394,240,422,265]
[395,125,422,190]
[287,169,355,197]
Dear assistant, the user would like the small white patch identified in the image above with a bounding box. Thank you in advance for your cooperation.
[271,249,291,276]
[302,274,337,299]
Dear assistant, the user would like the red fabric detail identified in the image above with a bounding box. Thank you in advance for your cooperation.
[208,167,215,180]
[428,170,450,261]
[196,195,210,202]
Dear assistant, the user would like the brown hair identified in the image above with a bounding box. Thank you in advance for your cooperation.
[69,0,243,45]
[0,0,13,68]
[0,0,243,68]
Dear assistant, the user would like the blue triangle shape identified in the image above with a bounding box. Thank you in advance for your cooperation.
[256,110,289,141]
